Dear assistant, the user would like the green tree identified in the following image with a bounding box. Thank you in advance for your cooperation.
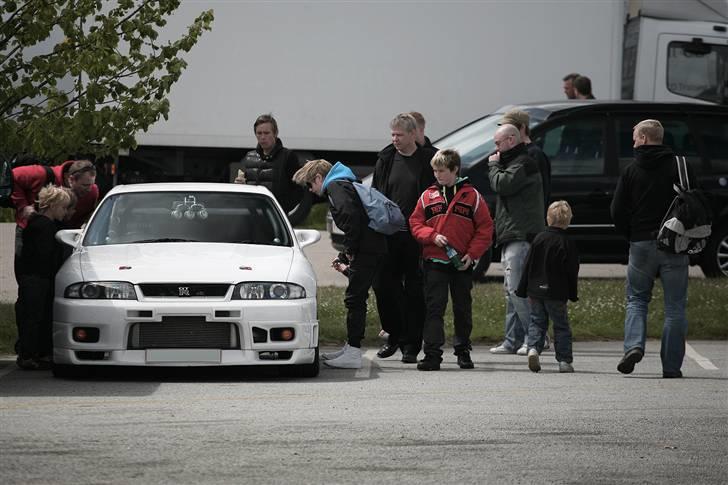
[0,0,214,160]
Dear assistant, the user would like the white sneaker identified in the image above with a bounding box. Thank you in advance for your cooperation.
[516,344,528,356]
[490,344,516,354]
[543,334,551,351]
[559,361,574,373]
[321,343,349,361]
[528,348,541,372]
[323,345,362,369]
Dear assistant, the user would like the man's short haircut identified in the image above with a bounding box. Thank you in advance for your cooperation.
[499,109,531,136]
[573,75,592,96]
[409,111,426,129]
[563,72,580,82]
[547,200,573,228]
[390,113,417,133]
[292,159,332,186]
[37,184,71,211]
[68,159,96,179]
[254,113,278,135]
[634,119,664,144]
[430,149,460,172]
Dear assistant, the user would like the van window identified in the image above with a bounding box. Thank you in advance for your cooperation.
[537,118,605,176]
[616,118,701,173]
[667,41,728,104]
[695,117,728,174]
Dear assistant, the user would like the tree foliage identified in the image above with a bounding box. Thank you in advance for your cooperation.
[0,0,213,160]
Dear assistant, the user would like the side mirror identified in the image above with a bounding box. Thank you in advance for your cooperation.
[56,229,82,247]
[294,229,321,249]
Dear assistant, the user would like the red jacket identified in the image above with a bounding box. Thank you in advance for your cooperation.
[409,180,493,261]
[11,161,99,229]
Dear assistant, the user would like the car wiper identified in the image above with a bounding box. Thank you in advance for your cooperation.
[129,238,199,243]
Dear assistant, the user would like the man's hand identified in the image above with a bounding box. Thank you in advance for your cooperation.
[459,254,474,271]
[488,152,501,165]
[433,233,448,248]
[234,169,246,184]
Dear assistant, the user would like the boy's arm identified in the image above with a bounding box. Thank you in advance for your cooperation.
[566,239,580,302]
[408,193,437,245]
[465,192,494,260]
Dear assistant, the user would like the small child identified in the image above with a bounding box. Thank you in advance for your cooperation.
[516,200,579,373]
[15,185,70,370]
[409,149,493,371]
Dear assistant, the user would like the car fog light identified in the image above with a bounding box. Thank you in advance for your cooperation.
[73,327,100,343]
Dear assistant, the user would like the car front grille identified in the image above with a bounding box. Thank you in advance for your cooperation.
[128,317,240,349]
[138,284,231,298]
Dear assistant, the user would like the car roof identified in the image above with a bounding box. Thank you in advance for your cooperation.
[497,99,728,118]
[106,182,273,196]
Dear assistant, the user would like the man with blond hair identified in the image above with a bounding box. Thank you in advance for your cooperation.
[611,119,691,378]
[372,113,436,363]
[488,124,545,356]
[293,159,386,369]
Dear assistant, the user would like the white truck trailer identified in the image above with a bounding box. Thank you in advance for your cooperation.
[120,0,727,186]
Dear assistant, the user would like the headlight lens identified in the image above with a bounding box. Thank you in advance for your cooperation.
[65,282,137,300]
[232,282,305,300]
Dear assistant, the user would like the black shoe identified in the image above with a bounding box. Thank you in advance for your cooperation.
[401,353,418,364]
[617,348,643,374]
[663,370,683,378]
[457,352,474,369]
[417,359,440,371]
[376,343,398,359]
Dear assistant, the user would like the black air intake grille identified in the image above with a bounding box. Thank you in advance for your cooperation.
[139,284,230,297]
[128,317,239,349]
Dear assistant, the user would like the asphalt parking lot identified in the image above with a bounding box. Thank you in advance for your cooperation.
[1,340,726,484]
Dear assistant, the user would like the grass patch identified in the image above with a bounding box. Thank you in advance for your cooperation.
[2,279,725,355]
[0,207,13,223]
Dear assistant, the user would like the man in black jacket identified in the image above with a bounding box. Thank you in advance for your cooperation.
[372,113,436,363]
[293,159,386,369]
[610,119,690,378]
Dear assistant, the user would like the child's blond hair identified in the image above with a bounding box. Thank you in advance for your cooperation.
[430,148,460,172]
[547,200,573,228]
[292,159,332,186]
[37,184,71,212]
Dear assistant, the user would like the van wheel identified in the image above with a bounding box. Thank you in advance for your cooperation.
[472,248,493,282]
[699,223,728,278]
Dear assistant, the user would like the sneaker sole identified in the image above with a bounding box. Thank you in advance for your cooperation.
[617,350,643,374]
[323,361,362,369]
[489,348,515,354]
[528,353,541,373]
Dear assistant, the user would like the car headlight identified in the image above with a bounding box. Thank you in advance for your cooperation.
[232,282,305,300]
[65,282,137,300]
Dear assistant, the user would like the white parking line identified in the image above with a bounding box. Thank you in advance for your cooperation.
[354,349,377,379]
[686,342,719,370]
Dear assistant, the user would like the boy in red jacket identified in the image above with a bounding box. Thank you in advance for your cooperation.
[409,149,493,370]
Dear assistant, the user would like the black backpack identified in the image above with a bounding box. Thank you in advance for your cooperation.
[0,156,56,209]
[656,156,712,255]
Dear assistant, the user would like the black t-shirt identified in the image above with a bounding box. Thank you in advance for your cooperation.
[387,151,424,219]
[18,214,59,279]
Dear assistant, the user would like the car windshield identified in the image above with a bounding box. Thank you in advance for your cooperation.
[435,107,550,169]
[83,191,292,247]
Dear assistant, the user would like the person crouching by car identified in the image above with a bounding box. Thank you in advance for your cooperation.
[409,149,493,371]
[15,185,71,370]
[293,159,387,369]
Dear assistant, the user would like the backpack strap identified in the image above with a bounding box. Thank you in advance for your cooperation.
[43,165,56,186]
[675,155,690,192]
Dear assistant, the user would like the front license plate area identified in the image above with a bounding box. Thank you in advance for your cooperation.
[145,349,222,363]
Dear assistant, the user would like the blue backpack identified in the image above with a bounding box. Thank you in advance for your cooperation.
[352,182,406,235]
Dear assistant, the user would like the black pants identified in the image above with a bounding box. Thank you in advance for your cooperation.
[373,231,425,354]
[422,261,473,361]
[345,252,381,348]
[16,274,53,359]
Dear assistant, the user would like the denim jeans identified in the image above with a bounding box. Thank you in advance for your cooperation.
[624,240,689,375]
[527,298,572,363]
[501,240,531,350]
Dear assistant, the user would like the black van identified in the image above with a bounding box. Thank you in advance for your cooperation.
[438,100,728,278]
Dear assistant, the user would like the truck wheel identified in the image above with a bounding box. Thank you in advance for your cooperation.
[287,191,313,226]
[472,248,493,283]
[280,347,320,378]
[699,223,728,278]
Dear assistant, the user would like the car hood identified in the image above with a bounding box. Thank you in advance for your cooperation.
[74,243,295,283]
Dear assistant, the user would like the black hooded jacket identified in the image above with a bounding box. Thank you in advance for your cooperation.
[242,138,302,212]
[610,144,692,241]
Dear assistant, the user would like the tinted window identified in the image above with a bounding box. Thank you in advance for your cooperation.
[615,118,700,173]
[695,116,728,174]
[536,118,605,176]
[667,41,728,104]
[84,191,292,247]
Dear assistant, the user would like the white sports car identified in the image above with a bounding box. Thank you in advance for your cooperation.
[53,183,321,378]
